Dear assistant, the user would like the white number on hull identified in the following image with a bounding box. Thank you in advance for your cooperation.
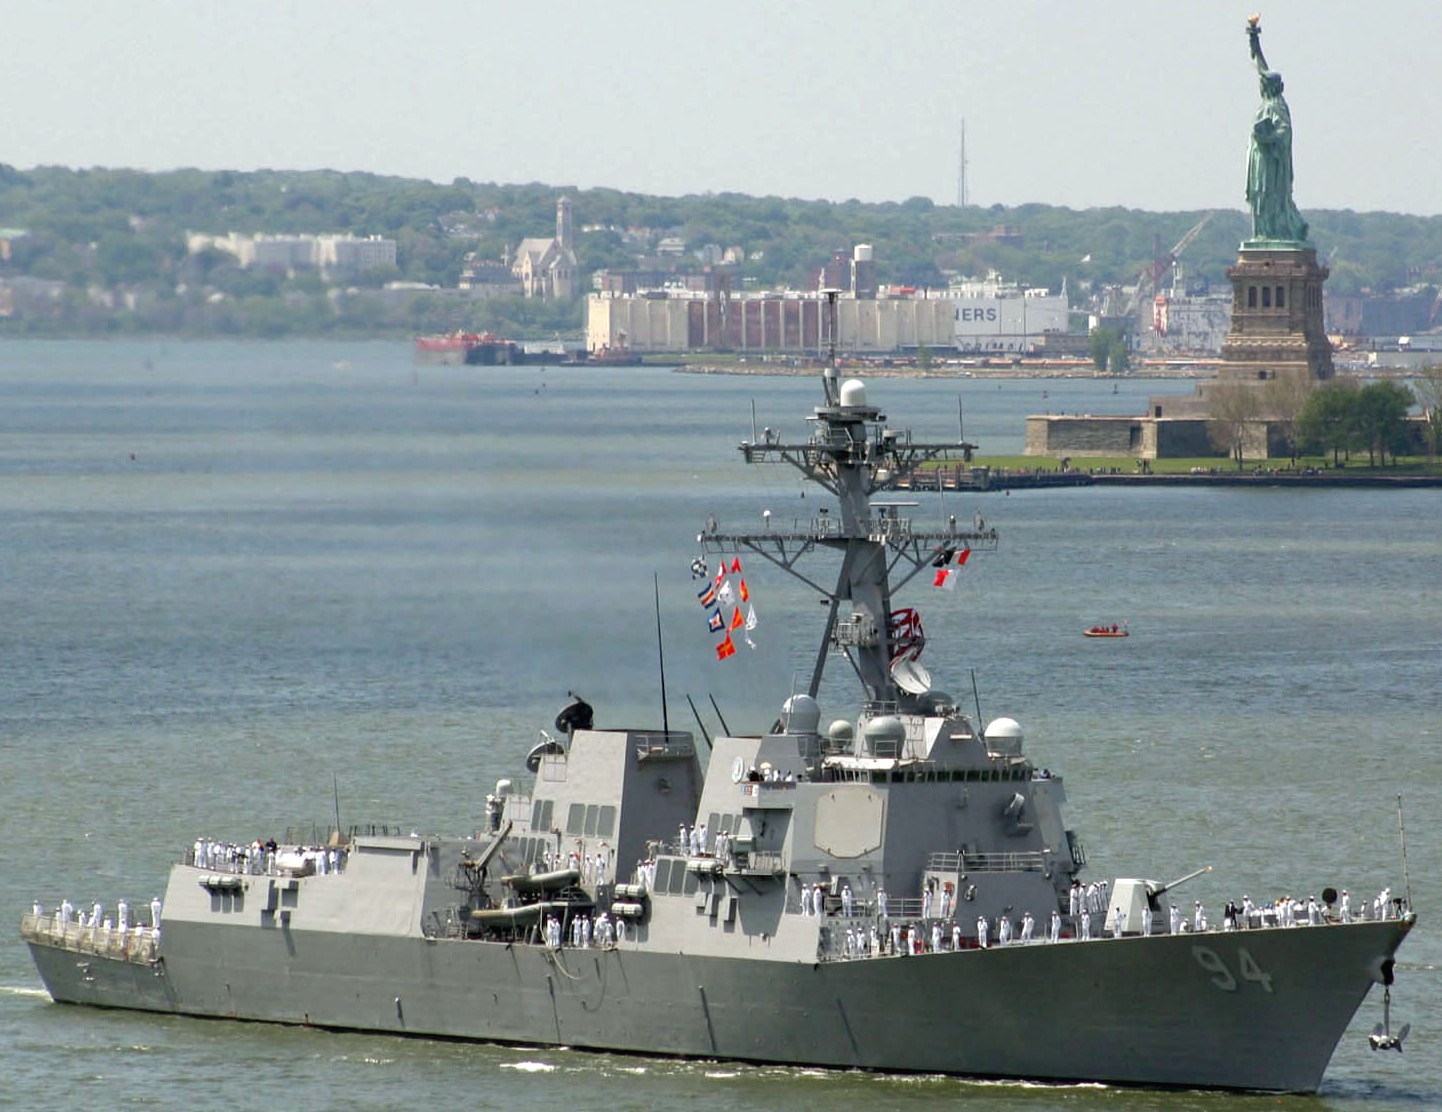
[1191,945,1274,993]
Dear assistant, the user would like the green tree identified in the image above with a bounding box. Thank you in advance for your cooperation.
[1354,381,1415,466]
[1298,381,1362,466]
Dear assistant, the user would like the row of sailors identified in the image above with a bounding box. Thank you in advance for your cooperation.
[536,844,613,886]
[541,912,625,950]
[1068,880,1110,917]
[191,838,346,877]
[38,897,162,935]
[825,886,1405,958]
[676,823,738,864]
[833,912,1062,958]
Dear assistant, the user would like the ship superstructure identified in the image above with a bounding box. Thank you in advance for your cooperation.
[22,364,1414,1092]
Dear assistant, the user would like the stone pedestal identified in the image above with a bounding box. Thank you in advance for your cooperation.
[1218,244,1333,382]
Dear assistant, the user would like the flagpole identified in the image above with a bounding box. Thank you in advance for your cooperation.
[654,573,671,737]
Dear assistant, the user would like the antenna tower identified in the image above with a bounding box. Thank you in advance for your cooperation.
[956,118,969,208]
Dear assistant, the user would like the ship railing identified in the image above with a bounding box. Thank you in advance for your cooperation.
[21,913,159,964]
[632,732,696,761]
[960,850,1048,873]
[926,851,964,873]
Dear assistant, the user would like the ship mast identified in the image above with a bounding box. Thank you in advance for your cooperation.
[701,290,996,708]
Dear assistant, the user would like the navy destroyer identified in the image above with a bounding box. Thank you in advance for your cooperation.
[22,360,1414,1092]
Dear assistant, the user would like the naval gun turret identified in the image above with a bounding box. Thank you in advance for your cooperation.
[1106,865,1212,935]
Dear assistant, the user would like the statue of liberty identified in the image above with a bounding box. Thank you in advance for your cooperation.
[1245,16,1309,243]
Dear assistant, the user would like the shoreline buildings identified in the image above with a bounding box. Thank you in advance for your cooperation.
[587,247,1071,357]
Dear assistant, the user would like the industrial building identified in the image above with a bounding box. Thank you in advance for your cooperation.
[586,246,1072,356]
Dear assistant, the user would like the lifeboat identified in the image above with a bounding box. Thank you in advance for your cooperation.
[1084,623,1129,638]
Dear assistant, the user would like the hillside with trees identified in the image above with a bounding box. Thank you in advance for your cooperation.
[3,164,1442,339]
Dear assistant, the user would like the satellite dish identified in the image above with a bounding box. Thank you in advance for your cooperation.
[891,657,932,695]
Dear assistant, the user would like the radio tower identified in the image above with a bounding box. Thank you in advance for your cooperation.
[956,118,969,208]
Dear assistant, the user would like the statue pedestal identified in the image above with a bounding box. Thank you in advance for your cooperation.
[1219,244,1333,382]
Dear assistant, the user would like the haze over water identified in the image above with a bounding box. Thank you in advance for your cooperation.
[1,341,1438,1110]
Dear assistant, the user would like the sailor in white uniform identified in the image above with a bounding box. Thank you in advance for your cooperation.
[877,888,888,919]
[1169,903,1182,934]
[1112,906,1126,938]
[1340,889,1351,923]
[1020,910,1034,942]
[841,883,854,917]
[1080,908,1092,940]
[976,915,989,949]
[117,899,129,931]
[1193,901,1206,932]
[1049,908,1061,943]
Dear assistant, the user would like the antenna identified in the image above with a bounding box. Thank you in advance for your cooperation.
[1397,795,1412,909]
[654,573,670,737]
[970,668,984,729]
[685,693,713,750]
[332,772,343,840]
[708,693,732,737]
[957,118,968,208]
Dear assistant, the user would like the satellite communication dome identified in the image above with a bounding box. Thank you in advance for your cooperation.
[839,379,868,407]
[983,717,1024,756]
[780,694,821,734]
[827,719,855,744]
[984,717,1024,743]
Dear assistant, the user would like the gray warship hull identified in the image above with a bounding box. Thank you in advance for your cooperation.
[25,911,1412,1092]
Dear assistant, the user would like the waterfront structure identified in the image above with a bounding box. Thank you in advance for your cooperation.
[586,261,1069,356]
[1031,18,1333,460]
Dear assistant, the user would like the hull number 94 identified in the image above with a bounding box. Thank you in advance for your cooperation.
[1192,945,1274,993]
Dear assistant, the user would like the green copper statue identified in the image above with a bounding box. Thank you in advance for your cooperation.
[1245,15,1309,244]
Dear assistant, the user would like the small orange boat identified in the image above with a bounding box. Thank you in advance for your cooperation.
[1084,623,1129,638]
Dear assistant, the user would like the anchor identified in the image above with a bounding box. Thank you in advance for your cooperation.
[1368,969,1410,1053]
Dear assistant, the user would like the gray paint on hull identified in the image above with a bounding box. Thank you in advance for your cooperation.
[27,916,1412,1093]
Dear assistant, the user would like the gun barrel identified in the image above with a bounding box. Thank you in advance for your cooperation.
[1152,864,1212,897]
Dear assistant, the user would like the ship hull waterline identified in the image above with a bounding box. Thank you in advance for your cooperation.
[26,916,1411,1093]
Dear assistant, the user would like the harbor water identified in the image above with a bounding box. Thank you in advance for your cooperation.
[1,340,1439,1110]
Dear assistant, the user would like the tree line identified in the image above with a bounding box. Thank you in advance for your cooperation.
[1207,372,1439,468]
[4,165,1442,338]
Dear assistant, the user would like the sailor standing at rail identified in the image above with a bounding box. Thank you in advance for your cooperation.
[921,884,933,921]
[1111,906,1125,938]
[1049,908,1061,943]
[117,899,129,932]
[59,898,73,929]
[32,899,43,919]
[1194,901,1207,932]
[1069,881,1081,917]
[1080,908,1092,940]
[842,883,854,917]
[1340,889,1351,923]
[953,922,963,951]
[931,923,943,953]
[91,901,103,929]
[1169,903,1182,934]
[877,888,888,919]
[1021,910,1035,942]
[976,915,989,949]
